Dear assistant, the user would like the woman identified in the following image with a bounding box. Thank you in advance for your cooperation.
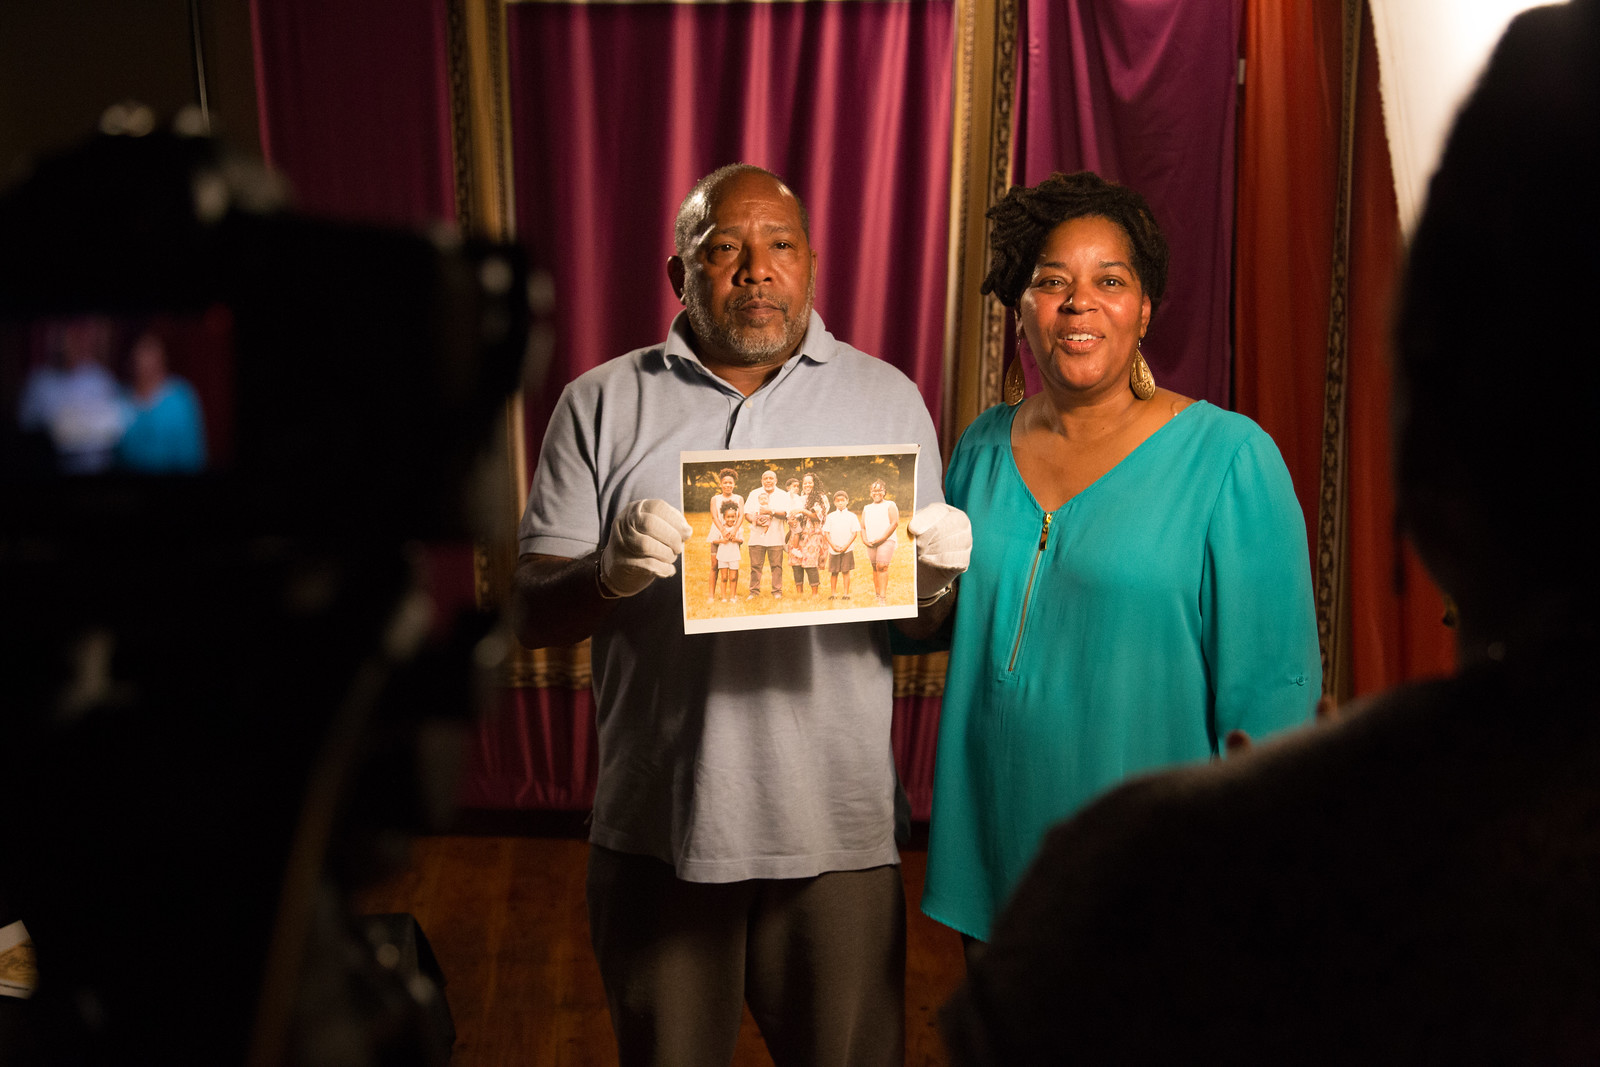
[788,473,828,595]
[920,171,1319,956]
[116,329,207,473]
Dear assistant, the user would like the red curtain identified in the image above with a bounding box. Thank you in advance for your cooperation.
[1233,0,1339,551]
[508,0,955,453]
[488,1,957,815]
[459,688,598,810]
[1012,0,1243,408]
[892,691,942,821]
[1234,0,1452,696]
[1342,11,1453,693]
[249,0,1451,814]
[251,0,526,791]
[250,0,455,227]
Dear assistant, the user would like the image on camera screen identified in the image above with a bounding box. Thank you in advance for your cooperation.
[2,307,233,478]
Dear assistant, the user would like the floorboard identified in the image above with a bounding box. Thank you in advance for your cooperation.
[352,828,965,1066]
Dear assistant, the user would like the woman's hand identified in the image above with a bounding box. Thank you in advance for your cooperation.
[1224,694,1339,756]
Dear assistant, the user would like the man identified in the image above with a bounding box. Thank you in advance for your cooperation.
[940,2,1600,1062]
[509,164,971,1067]
[742,467,790,598]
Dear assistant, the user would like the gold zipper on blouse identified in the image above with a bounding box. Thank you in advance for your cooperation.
[1007,513,1052,672]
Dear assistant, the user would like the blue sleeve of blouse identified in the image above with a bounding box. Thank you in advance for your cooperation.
[1200,427,1321,748]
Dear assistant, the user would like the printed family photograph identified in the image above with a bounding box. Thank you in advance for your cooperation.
[679,444,921,634]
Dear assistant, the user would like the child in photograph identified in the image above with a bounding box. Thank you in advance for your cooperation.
[861,478,900,605]
[705,467,743,602]
[782,477,804,565]
[715,499,744,601]
[784,478,802,530]
[823,489,862,600]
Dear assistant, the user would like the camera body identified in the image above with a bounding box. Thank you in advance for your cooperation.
[0,127,534,1064]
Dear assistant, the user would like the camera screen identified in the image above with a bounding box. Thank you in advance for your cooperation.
[1,307,233,478]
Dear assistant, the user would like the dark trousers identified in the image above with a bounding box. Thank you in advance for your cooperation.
[586,845,906,1067]
[747,544,785,593]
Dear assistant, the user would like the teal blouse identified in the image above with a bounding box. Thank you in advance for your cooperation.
[921,401,1320,941]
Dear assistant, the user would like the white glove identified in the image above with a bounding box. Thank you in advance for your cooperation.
[599,499,694,598]
[908,503,972,600]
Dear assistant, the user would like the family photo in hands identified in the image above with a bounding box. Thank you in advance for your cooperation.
[681,446,921,633]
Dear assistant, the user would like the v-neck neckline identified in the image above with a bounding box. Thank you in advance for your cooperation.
[1004,399,1205,516]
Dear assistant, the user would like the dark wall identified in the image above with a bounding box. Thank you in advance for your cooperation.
[0,0,259,181]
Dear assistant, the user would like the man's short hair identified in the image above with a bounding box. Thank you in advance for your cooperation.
[673,164,812,257]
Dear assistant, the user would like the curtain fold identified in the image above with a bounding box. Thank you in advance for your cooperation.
[1343,7,1454,693]
[249,0,1455,815]
[1012,0,1242,408]
[497,0,957,816]
[250,0,455,226]
[509,0,954,454]
[1233,0,1340,552]
[458,687,599,811]
[1235,0,1453,697]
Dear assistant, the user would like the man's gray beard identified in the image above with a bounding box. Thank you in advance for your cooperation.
[686,293,812,366]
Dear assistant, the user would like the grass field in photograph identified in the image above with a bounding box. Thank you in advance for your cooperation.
[683,511,916,624]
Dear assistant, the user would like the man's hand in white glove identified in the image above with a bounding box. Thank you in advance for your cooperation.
[599,500,694,598]
[907,503,972,602]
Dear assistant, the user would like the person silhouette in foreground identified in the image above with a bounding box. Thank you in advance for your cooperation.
[941,1,1600,1061]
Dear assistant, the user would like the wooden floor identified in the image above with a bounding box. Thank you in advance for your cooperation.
[353,822,966,1066]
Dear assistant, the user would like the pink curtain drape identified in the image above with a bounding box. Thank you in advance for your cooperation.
[250,0,957,818]
[487,0,956,816]
[1234,0,1453,696]
[509,0,954,452]
[1011,0,1243,409]
[459,688,598,810]
[1341,9,1453,693]
[250,0,455,227]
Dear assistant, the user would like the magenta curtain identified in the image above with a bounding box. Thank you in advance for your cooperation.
[509,0,954,451]
[252,1,511,806]
[892,693,942,821]
[250,0,456,227]
[488,1,956,816]
[458,687,599,810]
[1012,0,1243,408]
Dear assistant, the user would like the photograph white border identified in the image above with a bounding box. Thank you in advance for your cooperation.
[680,443,920,635]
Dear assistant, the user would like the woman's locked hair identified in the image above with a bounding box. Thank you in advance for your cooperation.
[981,171,1168,316]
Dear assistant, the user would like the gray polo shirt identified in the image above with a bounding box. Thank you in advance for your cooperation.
[520,311,943,882]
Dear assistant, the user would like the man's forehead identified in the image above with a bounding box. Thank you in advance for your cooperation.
[697,177,802,232]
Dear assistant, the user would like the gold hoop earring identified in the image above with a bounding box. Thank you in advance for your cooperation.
[1130,345,1156,400]
[1004,356,1026,406]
